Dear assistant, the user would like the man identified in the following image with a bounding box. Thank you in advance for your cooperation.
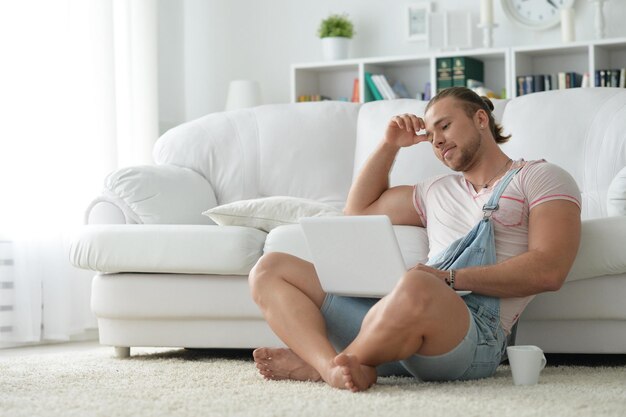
[249,87,581,392]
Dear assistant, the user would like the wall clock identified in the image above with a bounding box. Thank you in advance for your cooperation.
[502,0,576,31]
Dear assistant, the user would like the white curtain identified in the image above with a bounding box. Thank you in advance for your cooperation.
[0,0,158,346]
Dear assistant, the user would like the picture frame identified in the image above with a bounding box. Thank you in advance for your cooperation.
[407,2,432,42]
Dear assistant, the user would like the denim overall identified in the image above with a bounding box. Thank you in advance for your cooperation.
[320,167,522,381]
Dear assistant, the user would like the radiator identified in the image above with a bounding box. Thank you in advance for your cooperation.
[0,240,14,335]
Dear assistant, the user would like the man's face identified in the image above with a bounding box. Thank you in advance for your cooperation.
[424,97,482,172]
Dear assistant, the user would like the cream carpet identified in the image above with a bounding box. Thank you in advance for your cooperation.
[1,346,625,417]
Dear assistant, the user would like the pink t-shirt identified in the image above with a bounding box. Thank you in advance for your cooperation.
[412,160,581,334]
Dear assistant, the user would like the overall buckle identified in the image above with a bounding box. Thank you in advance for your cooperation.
[482,204,499,219]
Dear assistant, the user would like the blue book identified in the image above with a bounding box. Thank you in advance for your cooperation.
[392,80,411,99]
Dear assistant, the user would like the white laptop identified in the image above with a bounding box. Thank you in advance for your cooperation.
[300,215,470,297]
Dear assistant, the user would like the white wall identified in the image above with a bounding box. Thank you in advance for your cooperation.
[158,0,626,132]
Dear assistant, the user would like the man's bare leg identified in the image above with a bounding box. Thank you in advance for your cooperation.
[249,252,355,388]
[335,270,471,391]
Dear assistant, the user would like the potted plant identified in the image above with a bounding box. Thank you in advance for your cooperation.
[318,13,355,61]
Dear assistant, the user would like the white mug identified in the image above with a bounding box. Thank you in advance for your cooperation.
[506,345,547,386]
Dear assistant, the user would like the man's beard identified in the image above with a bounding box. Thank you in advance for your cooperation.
[446,131,482,173]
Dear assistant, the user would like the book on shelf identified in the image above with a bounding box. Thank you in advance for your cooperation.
[515,73,589,96]
[379,75,398,99]
[595,68,625,87]
[351,78,360,103]
[297,95,332,102]
[452,56,484,88]
[423,81,432,100]
[517,75,545,95]
[608,69,616,87]
[567,72,582,88]
[371,75,387,99]
[364,72,384,101]
[581,72,590,88]
[372,74,397,100]
[392,80,411,99]
[621,68,626,88]
[544,74,552,91]
[436,58,453,92]
[557,72,566,90]
[557,72,582,89]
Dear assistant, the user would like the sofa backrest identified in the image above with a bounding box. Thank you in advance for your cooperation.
[154,101,360,207]
[153,89,625,220]
[500,88,626,220]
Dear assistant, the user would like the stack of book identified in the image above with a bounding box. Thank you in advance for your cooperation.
[516,72,586,96]
[362,72,412,101]
[296,95,333,102]
[436,57,484,92]
[595,68,626,88]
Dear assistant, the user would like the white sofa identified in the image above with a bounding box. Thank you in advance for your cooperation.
[70,88,626,358]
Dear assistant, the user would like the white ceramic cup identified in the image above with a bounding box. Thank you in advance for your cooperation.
[506,345,547,386]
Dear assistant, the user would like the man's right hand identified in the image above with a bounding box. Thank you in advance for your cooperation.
[384,114,430,148]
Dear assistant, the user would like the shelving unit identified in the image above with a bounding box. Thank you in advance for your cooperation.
[437,48,508,98]
[592,38,626,86]
[360,55,431,102]
[291,60,359,102]
[291,37,626,102]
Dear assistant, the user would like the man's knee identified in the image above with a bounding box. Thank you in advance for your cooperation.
[249,252,287,305]
[382,271,439,324]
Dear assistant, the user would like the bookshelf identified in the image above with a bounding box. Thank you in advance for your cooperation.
[361,55,431,102]
[291,37,626,102]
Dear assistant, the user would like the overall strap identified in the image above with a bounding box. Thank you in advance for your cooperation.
[483,167,522,218]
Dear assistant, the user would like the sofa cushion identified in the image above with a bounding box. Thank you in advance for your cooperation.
[154,102,360,206]
[521,274,626,321]
[501,88,626,220]
[70,224,266,275]
[255,102,359,204]
[202,196,343,232]
[264,224,429,269]
[91,274,263,319]
[607,166,626,216]
[566,217,626,282]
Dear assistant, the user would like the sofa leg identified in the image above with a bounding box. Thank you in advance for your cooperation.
[114,346,131,358]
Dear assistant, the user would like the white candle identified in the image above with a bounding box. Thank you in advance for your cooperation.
[561,7,575,43]
[480,0,493,25]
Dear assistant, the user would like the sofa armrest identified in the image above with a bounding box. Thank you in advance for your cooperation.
[85,198,137,224]
[567,216,626,282]
[85,165,217,225]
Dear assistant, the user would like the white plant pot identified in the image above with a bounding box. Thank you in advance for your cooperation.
[321,37,350,61]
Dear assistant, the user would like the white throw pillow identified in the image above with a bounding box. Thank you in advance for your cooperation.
[202,196,343,232]
[607,167,626,216]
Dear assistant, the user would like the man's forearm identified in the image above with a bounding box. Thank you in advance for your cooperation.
[344,141,400,214]
[454,250,567,298]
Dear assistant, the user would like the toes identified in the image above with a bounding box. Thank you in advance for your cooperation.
[259,369,273,379]
[253,347,269,360]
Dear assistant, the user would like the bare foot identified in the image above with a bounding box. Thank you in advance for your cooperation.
[329,353,377,392]
[253,348,322,382]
